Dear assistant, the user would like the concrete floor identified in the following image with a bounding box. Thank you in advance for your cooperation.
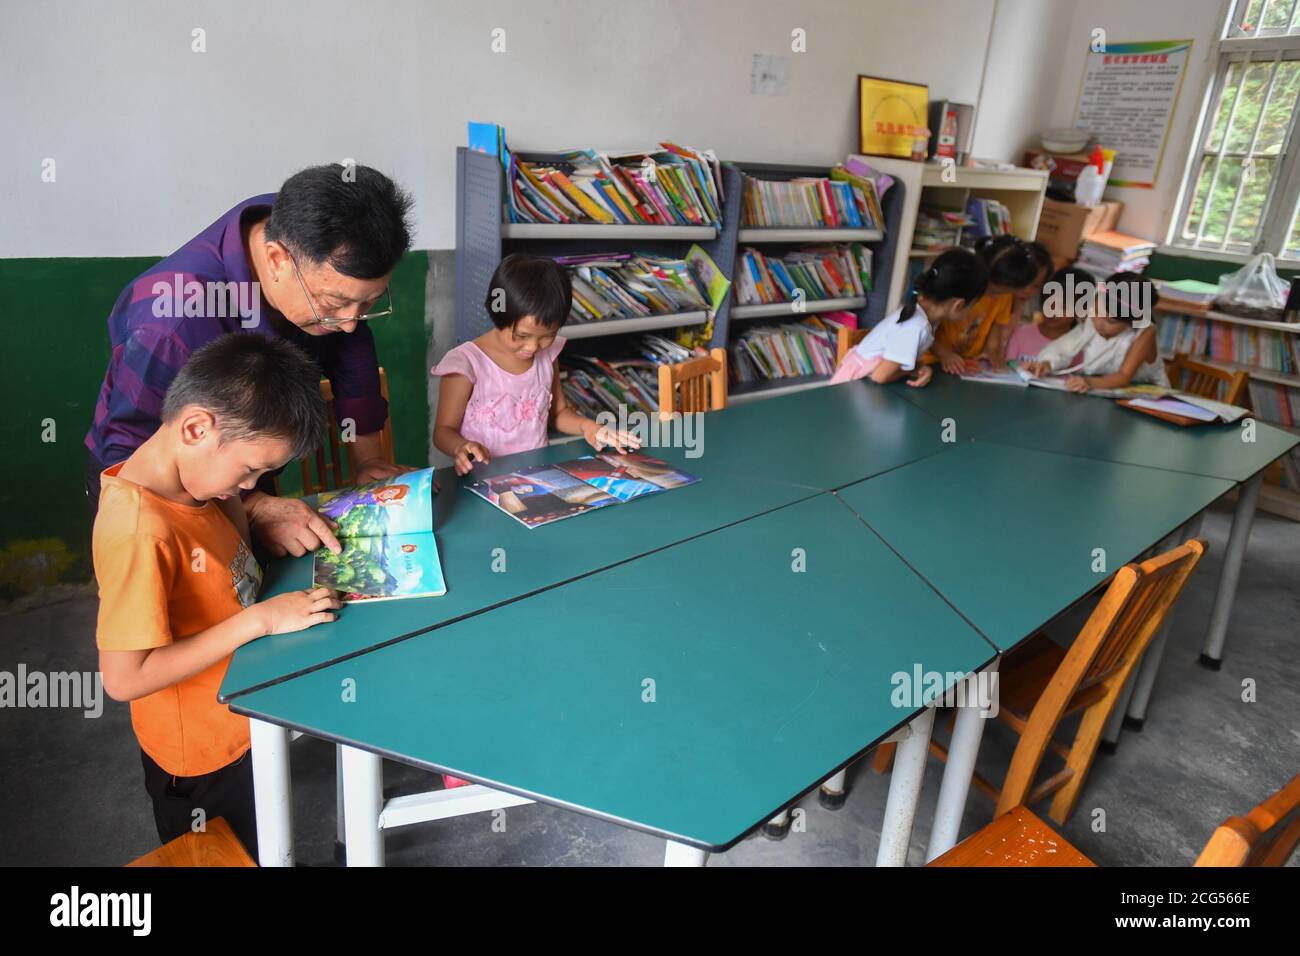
[1,501,1295,867]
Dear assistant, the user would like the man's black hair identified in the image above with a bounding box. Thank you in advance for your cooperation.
[161,332,328,460]
[265,164,414,279]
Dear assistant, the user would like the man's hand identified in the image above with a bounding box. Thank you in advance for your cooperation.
[245,492,342,558]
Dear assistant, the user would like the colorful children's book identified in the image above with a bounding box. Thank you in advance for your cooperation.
[309,468,446,603]
[467,452,700,528]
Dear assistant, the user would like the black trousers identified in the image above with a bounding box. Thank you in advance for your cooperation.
[140,748,260,864]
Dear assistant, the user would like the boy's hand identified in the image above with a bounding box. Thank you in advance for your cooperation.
[255,587,342,636]
[246,492,342,557]
[907,365,933,388]
[454,441,490,476]
[585,421,642,453]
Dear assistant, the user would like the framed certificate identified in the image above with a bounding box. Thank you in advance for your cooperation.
[858,75,930,160]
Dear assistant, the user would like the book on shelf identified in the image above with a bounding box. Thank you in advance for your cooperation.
[501,137,723,228]
[1074,231,1156,278]
[1158,313,1300,374]
[555,251,714,324]
[559,335,698,418]
[1156,279,1218,310]
[734,244,872,305]
[309,468,446,603]
[1248,380,1300,427]
[913,207,973,251]
[730,317,839,383]
[742,164,882,230]
[467,453,700,529]
[963,198,1013,244]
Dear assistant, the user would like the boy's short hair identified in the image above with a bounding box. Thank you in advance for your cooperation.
[1103,272,1159,327]
[161,333,328,459]
[484,254,572,330]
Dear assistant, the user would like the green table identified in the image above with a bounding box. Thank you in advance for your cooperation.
[220,381,951,701]
[230,493,995,864]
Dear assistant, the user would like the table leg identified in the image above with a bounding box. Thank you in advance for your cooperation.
[663,841,709,866]
[876,706,935,867]
[925,660,999,862]
[1201,474,1263,669]
[341,744,385,867]
[819,767,849,809]
[334,744,346,864]
[249,718,294,867]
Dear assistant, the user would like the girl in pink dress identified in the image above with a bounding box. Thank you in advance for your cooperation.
[432,254,640,475]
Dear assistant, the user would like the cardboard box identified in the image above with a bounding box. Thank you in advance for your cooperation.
[1035,198,1123,262]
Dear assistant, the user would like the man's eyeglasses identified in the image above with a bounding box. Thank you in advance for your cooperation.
[288,252,393,328]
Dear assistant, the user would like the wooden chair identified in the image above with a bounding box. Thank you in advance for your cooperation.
[658,347,727,417]
[927,539,1206,826]
[932,771,1300,868]
[836,327,869,366]
[1165,352,1249,406]
[1195,771,1300,866]
[125,817,256,867]
[300,367,396,495]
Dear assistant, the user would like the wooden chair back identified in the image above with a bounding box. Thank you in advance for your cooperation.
[1165,352,1249,406]
[836,327,869,365]
[1195,772,1300,866]
[997,539,1207,823]
[658,348,727,417]
[300,367,395,495]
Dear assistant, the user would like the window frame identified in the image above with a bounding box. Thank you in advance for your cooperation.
[1167,0,1300,261]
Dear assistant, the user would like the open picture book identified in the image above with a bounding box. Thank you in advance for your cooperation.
[958,359,1248,422]
[467,452,700,528]
[308,468,446,603]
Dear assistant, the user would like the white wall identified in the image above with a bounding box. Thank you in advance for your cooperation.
[1039,0,1230,242]
[3,0,1070,257]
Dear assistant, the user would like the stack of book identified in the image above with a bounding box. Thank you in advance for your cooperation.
[741,164,882,230]
[555,252,712,324]
[734,244,873,305]
[1075,231,1156,278]
[1158,314,1300,374]
[1156,279,1218,312]
[913,207,972,251]
[730,317,840,383]
[963,198,1013,244]
[508,143,724,227]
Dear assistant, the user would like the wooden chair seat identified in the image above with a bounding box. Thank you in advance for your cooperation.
[126,817,256,867]
[927,806,1095,867]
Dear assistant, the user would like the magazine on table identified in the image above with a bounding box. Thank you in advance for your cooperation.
[467,452,700,528]
[307,468,446,603]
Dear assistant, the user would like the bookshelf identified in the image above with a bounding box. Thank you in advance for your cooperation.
[455,146,740,345]
[864,157,1048,315]
[1155,297,1300,520]
[723,160,905,401]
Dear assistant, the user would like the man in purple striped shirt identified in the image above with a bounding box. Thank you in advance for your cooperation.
[86,164,421,557]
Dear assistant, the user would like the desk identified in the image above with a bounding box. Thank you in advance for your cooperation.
[229,493,995,866]
[221,382,950,702]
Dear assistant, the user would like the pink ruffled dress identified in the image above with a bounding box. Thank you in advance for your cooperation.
[431,336,568,458]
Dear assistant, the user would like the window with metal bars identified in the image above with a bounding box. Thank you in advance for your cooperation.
[1172,0,1300,259]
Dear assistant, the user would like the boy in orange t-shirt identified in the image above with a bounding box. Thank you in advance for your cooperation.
[94,333,343,860]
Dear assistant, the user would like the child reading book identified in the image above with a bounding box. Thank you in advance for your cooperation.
[432,254,640,475]
[932,237,1051,372]
[1005,267,1095,362]
[1022,273,1169,393]
[830,248,988,387]
[93,333,341,861]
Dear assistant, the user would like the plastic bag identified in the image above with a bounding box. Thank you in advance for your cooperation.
[1214,253,1289,319]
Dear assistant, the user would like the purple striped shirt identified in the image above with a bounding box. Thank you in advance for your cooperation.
[85,194,389,466]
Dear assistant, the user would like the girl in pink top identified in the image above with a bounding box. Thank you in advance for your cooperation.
[1005,266,1093,363]
[432,254,639,476]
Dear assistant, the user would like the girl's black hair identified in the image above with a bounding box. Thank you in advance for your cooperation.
[484,253,573,330]
[1041,266,1096,321]
[901,248,989,321]
[1102,272,1159,327]
[974,235,1049,291]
